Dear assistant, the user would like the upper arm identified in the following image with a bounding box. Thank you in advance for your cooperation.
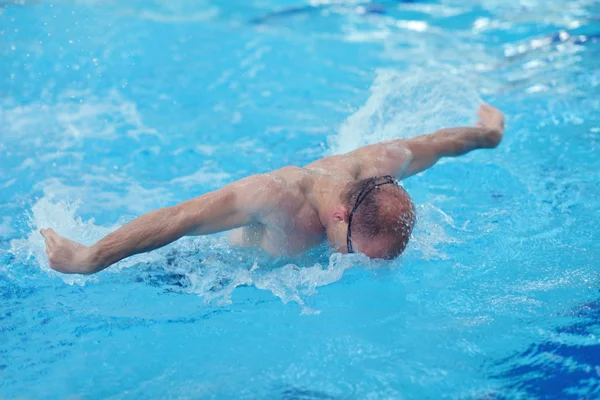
[176,174,284,236]
[348,129,473,180]
[400,134,447,178]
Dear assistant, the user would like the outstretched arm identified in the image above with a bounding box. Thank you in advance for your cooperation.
[40,175,281,275]
[348,104,505,179]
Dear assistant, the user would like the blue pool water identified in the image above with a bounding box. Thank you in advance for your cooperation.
[1,0,599,398]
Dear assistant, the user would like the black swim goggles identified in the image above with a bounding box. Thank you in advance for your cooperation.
[346,175,397,254]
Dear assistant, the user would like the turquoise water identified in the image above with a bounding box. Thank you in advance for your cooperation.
[1,0,599,398]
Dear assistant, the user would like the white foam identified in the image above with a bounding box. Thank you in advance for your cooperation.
[252,253,353,314]
[163,249,357,314]
[10,196,116,286]
[328,68,482,155]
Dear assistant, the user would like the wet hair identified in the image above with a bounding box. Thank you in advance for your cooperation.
[342,176,416,257]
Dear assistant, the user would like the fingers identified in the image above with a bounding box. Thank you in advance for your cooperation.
[479,104,498,116]
[480,104,501,116]
[40,228,59,254]
[40,228,56,238]
[478,105,495,122]
[479,106,492,116]
[478,108,489,123]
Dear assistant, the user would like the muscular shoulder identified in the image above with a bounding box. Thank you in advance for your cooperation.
[381,140,413,160]
[305,154,361,179]
[229,171,305,217]
[230,173,287,204]
[347,140,414,179]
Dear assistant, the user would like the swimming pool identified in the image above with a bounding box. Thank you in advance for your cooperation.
[1,0,599,398]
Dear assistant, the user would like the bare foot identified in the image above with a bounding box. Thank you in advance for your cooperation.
[40,228,93,274]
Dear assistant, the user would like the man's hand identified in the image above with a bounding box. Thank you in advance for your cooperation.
[40,228,94,274]
[476,104,504,148]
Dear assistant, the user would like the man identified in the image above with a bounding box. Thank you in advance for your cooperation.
[41,104,504,274]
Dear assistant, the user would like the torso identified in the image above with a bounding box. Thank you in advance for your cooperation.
[229,156,359,256]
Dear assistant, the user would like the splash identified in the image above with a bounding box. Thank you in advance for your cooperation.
[328,68,482,154]
[410,203,461,260]
[9,197,356,313]
[10,196,122,286]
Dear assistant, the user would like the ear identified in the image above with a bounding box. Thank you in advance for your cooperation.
[332,208,349,223]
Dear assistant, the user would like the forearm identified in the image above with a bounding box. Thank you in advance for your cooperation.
[424,126,501,157]
[384,105,505,179]
[86,206,191,273]
[401,126,501,178]
[42,176,277,275]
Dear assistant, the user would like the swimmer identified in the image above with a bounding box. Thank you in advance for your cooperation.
[40,104,504,274]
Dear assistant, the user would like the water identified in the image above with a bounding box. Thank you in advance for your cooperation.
[1,0,599,398]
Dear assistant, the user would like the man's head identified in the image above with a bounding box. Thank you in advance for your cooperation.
[327,176,416,259]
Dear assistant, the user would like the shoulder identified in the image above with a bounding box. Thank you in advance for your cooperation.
[229,171,304,215]
[382,140,413,160]
[306,154,362,180]
[347,140,414,179]
[229,173,288,200]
